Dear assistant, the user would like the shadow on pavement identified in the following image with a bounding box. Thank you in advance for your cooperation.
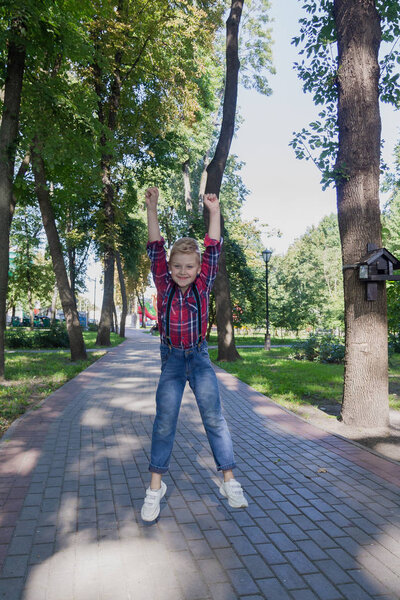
[0,329,399,600]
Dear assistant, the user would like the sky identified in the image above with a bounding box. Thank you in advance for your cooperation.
[231,0,400,255]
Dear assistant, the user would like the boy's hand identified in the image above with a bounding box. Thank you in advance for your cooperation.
[203,193,220,214]
[145,187,159,210]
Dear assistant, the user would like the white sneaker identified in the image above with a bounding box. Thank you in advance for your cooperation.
[141,481,167,521]
[220,479,248,508]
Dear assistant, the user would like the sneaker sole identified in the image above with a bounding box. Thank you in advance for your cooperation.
[141,482,167,521]
[219,485,248,509]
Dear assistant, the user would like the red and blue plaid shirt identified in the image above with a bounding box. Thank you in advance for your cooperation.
[147,235,221,349]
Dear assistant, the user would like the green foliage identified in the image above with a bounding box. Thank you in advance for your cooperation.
[5,323,69,349]
[8,205,55,312]
[290,333,345,363]
[290,0,400,187]
[270,214,344,332]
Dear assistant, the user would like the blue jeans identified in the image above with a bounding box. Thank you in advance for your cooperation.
[149,341,236,474]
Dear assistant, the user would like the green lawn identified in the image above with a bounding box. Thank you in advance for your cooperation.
[0,351,106,436]
[82,331,125,349]
[210,347,400,413]
[207,334,295,346]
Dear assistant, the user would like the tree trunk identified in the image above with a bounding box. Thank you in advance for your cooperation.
[112,300,118,335]
[116,250,127,338]
[182,159,193,213]
[204,0,243,362]
[10,151,30,226]
[0,32,26,379]
[94,50,121,346]
[50,284,58,323]
[31,141,87,361]
[96,246,114,345]
[334,0,388,427]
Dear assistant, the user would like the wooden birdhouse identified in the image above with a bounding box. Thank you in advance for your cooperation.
[358,243,400,301]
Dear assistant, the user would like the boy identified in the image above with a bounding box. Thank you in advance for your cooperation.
[141,186,248,521]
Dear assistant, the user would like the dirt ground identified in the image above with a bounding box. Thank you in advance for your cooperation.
[291,403,400,463]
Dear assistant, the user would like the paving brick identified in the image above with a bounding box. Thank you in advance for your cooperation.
[1,554,29,577]
[229,535,257,556]
[187,538,214,559]
[241,554,273,579]
[284,551,319,575]
[227,568,259,595]
[256,543,286,565]
[0,577,25,600]
[336,583,373,600]
[198,558,228,584]
[209,582,237,600]
[272,563,306,590]
[304,573,344,600]
[257,577,293,599]
[214,547,243,569]
[7,535,32,556]
[296,539,329,561]
[29,542,54,564]
[291,590,320,600]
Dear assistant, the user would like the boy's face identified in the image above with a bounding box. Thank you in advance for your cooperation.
[169,251,201,293]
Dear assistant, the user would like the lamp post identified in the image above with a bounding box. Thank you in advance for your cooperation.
[262,248,272,351]
[93,277,97,324]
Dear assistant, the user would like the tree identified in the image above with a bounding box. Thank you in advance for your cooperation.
[270,214,343,333]
[31,142,87,360]
[8,205,55,323]
[0,13,26,378]
[89,0,224,346]
[292,0,400,427]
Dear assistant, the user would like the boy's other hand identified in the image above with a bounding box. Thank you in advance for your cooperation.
[204,193,220,213]
[145,187,159,209]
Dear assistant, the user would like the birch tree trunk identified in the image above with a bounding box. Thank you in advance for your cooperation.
[334,0,388,427]
[0,29,26,379]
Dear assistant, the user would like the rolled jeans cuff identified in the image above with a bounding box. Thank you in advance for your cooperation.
[149,463,169,474]
[217,462,237,472]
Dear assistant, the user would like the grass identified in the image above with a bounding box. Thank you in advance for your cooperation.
[0,351,107,437]
[82,331,125,349]
[210,346,400,413]
[208,334,295,346]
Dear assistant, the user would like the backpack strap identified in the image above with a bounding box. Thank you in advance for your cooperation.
[192,282,202,347]
[165,285,175,347]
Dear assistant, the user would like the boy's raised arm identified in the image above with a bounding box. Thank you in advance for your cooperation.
[204,193,221,241]
[145,187,162,242]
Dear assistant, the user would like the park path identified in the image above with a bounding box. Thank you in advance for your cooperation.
[0,327,399,600]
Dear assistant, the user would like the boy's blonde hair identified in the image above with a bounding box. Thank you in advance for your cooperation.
[169,237,201,263]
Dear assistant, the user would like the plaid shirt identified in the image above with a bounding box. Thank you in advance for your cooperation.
[147,235,221,349]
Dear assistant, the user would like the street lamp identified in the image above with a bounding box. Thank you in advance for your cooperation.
[262,248,273,351]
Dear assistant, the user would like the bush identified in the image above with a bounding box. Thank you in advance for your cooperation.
[6,323,69,349]
[290,333,345,364]
[88,322,98,332]
[389,333,400,354]
[5,328,34,349]
[33,323,69,348]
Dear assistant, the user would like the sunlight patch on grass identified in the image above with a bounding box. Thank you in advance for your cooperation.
[1,351,105,436]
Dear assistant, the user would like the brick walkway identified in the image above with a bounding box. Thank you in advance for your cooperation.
[0,328,399,600]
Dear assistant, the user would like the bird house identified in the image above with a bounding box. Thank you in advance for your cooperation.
[358,244,400,301]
